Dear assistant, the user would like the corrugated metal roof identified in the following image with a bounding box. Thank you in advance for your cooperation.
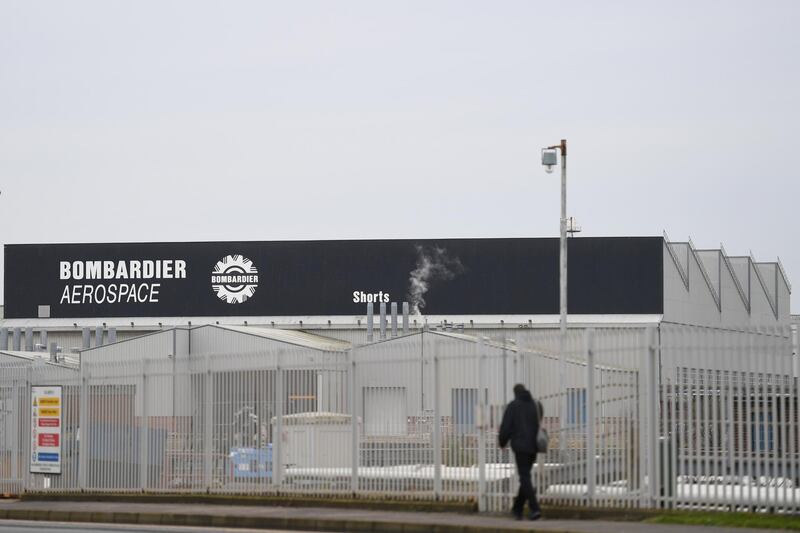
[364,329,520,352]
[0,350,46,360]
[361,329,495,349]
[427,331,637,372]
[0,350,80,368]
[428,330,522,352]
[211,325,352,352]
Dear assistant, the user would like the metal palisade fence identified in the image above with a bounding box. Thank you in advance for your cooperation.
[0,325,797,514]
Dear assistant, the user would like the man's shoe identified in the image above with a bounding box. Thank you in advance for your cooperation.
[511,509,523,520]
[528,511,542,521]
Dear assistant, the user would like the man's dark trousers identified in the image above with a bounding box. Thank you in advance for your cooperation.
[513,451,540,515]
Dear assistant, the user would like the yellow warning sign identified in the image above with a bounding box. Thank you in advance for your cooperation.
[39,397,60,406]
[39,407,60,417]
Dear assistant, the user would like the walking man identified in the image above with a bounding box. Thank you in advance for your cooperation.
[499,383,542,520]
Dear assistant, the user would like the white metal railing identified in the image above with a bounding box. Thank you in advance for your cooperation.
[0,325,797,514]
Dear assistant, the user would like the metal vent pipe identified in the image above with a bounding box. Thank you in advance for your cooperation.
[12,328,21,351]
[82,328,91,349]
[391,302,398,337]
[25,327,33,351]
[367,302,374,342]
[95,326,104,347]
[0,328,7,351]
[402,302,409,333]
[40,330,48,351]
[379,302,387,340]
[108,328,117,344]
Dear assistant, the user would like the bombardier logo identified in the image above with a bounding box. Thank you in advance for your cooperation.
[211,255,259,304]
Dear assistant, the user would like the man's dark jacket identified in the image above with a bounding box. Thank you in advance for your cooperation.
[498,388,541,454]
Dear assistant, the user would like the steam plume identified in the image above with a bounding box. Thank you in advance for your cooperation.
[407,245,464,315]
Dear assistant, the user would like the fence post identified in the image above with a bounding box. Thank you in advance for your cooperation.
[349,349,358,495]
[641,326,659,508]
[477,337,488,511]
[203,353,213,492]
[273,352,284,489]
[23,365,32,492]
[585,328,596,503]
[139,359,148,491]
[433,345,442,499]
[78,362,88,491]
[10,372,19,489]
[793,325,799,381]
[725,328,735,493]
[791,326,799,511]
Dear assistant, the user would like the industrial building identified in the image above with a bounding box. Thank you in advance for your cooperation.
[1,235,798,512]
[0,235,792,352]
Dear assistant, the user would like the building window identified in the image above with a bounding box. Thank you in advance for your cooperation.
[567,388,587,426]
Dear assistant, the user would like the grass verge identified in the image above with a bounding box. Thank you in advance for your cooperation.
[646,511,800,530]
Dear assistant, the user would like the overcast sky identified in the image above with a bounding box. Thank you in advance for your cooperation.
[1,1,798,311]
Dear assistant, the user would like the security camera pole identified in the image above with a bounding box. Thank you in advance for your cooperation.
[542,139,567,451]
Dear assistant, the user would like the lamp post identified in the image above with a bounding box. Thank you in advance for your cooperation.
[542,139,567,450]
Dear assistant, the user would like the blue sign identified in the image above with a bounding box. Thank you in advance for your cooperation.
[37,453,60,462]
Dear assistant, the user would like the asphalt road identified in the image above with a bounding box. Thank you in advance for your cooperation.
[0,521,334,533]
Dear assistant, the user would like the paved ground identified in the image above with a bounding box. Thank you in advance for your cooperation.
[0,499,784,533]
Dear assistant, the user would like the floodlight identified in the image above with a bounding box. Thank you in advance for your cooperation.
[541,148,558,173]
